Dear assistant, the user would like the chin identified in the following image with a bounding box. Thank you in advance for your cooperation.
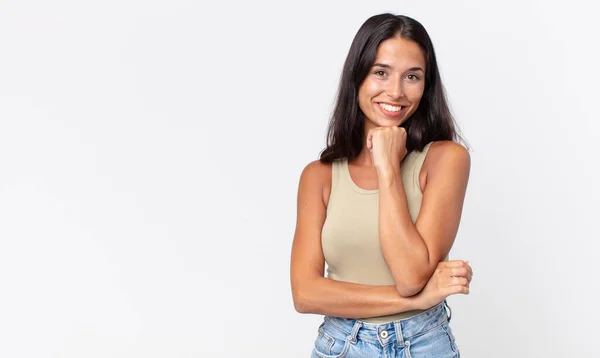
[382,118,405,127]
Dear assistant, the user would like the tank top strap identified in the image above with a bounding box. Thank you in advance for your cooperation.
[331,158,342,190]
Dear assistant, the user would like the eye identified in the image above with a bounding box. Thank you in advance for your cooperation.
[406,74,420,81]
[374,70,387,77]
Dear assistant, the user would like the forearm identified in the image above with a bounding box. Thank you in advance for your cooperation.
[378,169,433,295]
[294,276,423,318]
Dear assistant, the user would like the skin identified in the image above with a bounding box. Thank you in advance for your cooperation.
[290,36,472,317]
[359,37,472,297]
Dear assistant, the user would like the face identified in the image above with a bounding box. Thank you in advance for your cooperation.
[358,36,426,133]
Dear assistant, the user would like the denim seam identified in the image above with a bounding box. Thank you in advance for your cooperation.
[325,318,378,344]
[403,316,449,340]
[324,317,352,336]
[404,340,412,358]
[394,321,405,348]
[348,321,362,344]
[320,330,336,355]
[312,337,352,358]
[440,322,458,355]
[326,334,334,355]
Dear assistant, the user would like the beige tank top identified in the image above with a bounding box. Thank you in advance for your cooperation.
[321,142,442,323]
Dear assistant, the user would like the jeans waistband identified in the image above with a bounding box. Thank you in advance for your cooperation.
[322,301,450,347]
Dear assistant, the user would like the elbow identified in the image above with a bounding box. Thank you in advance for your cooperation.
[395,285,420,298]
[395,278,428,298]
[292,285,313,314]
[294,300,309,314]
[292,275,324,314]
[293,292,308,313]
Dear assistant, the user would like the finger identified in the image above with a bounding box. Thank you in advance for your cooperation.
[450,277,469,287]
[443,260,467,268]
[448,285,469,296]
[436,260,452,269]
[450,267,469,278]
[462,261,473,278]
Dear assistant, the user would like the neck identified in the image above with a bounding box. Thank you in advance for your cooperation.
[352,136,375,167]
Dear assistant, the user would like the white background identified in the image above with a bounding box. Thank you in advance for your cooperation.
[1,1,598,357]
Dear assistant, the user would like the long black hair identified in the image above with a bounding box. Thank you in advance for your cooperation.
[319,13,467,163]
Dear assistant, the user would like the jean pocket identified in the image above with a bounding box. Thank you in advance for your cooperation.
[312,325,351,358]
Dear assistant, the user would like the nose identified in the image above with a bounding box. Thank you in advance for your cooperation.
[386,78,404,99]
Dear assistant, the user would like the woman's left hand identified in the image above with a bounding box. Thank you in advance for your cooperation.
[413,260,473,310]
[366,126,407,174]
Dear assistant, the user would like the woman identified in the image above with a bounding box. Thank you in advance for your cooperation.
[290,13,472,358]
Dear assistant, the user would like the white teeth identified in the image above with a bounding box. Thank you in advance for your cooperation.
[380,103,402,112]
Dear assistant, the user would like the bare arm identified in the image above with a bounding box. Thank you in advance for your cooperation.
[293,278,420,318]
[290,160,425,318]
[377,141,471,297]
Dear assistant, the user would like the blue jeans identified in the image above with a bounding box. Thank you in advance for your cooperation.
[311,301,460,358]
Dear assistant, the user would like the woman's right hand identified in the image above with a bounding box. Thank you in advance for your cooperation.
[414,260,473,310]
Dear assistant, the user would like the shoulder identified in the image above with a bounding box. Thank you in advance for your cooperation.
[299,160,333,182]
[428,141,470,164]
[425,141,470,176]
[298,160,333,202]
[419,141,470,193]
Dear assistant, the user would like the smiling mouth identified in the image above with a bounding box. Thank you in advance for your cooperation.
[378,103,404,112]
[376,102,407,117]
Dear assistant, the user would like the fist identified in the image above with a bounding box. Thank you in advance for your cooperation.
[366,126,407,172]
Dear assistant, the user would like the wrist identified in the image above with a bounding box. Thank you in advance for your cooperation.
[377,166,401,188]
[410,293,426,310]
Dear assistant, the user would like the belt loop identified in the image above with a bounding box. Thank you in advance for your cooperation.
[394,321,405,347]
[443,300,452,322]
[348,321,362,344]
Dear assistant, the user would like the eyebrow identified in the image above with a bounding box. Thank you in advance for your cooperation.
[372,63,425,72]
